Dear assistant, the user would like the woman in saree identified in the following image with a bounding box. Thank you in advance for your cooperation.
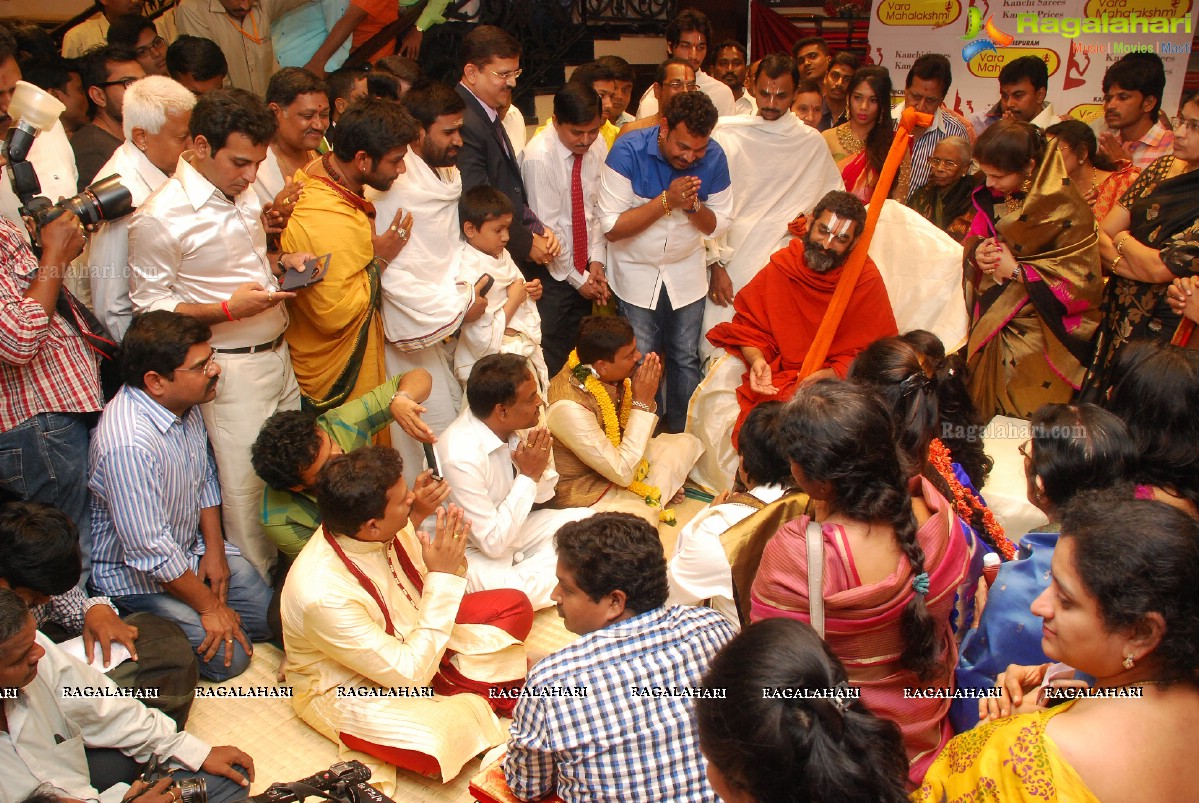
[915,492,1199,801]
[1045,118,1140,226]
[849,337,1017,639]
[950,402,1135,733]
[1081,90,1199,399]
[821,66,893,202]
[749,381,970,783]
[963,120,1103,421]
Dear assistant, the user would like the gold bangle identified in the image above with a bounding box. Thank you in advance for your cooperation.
[661,191,671,215]
[1116,233,1132,255]
[1111,255,1124,274]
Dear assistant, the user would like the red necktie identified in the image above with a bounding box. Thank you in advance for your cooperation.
[571,154,587,275]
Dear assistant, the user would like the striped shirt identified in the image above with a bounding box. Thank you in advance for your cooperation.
[33,587,118,636]
[89,385,231,598]
[1123,120,1174,171]
[903,108,970,202]
[0,218,102,432]
[505,605,735,802]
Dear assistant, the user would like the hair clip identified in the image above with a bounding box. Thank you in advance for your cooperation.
[898,372,931,397]
[831,680,854,713]
[911,571,930,596]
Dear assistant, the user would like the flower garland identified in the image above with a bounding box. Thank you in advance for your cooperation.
[928,438,1016,560]
[567,350,675,524]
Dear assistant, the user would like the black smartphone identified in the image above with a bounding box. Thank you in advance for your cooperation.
[422,442,442,481]
[280,253,331,291]
[477,273,495,297]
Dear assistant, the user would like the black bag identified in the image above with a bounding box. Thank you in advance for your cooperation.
[56,288,123,402]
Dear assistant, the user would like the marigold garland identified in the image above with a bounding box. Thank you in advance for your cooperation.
[567,350,675,524]
[928,438,1016,560]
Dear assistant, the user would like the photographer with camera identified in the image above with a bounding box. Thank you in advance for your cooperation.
[0,587,254,803]
[0,183,101,590]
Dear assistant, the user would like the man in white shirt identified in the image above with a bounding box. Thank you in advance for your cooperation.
[702,53,843,358]
[713,40,754,117]
[634,8,734,119]
[599,90,733,433]
[368,81,477,485]
[129,88,314,579]
[520,82,609,376]
[668,400,791,626]
[87,76,196,341]
[972,55,1060,136]
[436,354,592,609]
[0,587,254,803]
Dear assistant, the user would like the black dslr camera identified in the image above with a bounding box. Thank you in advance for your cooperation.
[2,80,132,245]
[245,761,394,803]
[141,755,208,803]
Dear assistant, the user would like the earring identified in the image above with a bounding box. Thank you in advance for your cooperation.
[1123,654,1135,670]
[1020,175,1033,194]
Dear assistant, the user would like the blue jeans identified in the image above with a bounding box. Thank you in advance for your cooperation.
[86,746,251,803]
[113,555,273,682]
[0,413,93,588]
[617,292,705,433]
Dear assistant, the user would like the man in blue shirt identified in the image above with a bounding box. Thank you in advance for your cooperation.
[505,512,735,802]
[598,91,733,433]
[89,311,272,681]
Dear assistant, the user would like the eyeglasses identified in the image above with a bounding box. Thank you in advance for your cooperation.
[178,352,218,377]
[95,76,140,90]
[1173,115,1199,136]
[486,67,523,82]
[134,36,167,59]
[1018,439,1032,460]
[926,156,962,169]
[661,80,700,92]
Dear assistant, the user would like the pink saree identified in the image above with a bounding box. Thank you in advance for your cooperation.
[749,476,970,783]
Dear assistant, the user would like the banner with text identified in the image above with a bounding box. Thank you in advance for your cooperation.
[868,0,1199,126]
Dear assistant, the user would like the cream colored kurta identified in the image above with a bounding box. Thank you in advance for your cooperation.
[281,524,526,789]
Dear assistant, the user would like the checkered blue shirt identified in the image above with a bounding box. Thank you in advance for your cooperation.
[505,605,735,802]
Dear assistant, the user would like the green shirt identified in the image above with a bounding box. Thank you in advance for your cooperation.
[261,376,401,558]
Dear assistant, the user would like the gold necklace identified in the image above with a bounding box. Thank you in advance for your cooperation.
[836,123,864,154]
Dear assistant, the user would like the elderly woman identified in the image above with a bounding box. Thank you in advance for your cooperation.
[750,381,969,782]
[1081,90,1199,398]
[906,137,979,242]
[963,120,1103,420]
[696,618,911,803]
[915,491,1199,801]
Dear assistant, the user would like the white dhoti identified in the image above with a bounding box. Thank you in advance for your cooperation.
[464,507,593,609]
[385,341,462,487]
[590,432,704,526]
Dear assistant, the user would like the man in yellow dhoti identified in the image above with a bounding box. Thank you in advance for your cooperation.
[281,97,417,412]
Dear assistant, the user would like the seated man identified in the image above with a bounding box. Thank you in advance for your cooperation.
[437,354,592,609]
[0,588,254,803]
[666,401,792,626]
[906,136,978,242]
[545,315,702,525]
[706,190,897,442]
[282,447,532,792]
[89,312,273,682]
[0,501,197,726]
[251,370,443,559]
[504,513,736,802]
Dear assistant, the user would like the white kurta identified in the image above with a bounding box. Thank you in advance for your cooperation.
[636,69,735,118]
[367,150,470,484]
[452,243,548,389]
[282,524,526,790]
[701,111,844,359]
[435,408,592,608]
[667,484,785,627]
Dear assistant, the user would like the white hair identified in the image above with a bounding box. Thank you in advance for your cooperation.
[122,75,197,139]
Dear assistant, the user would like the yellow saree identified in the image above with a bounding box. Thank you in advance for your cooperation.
[281,162,387,412]
[962,141,1103,420]
[912,702,1098,802]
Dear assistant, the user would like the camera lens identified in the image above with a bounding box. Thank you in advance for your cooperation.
[59,174,134,227]
[177,778,208,803]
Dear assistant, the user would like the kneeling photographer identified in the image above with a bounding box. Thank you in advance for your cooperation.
[0,588,255,803]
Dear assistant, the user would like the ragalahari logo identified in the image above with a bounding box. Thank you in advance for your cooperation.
[961,8,1015,62]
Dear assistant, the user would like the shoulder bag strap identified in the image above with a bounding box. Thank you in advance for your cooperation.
[806,519,825,639]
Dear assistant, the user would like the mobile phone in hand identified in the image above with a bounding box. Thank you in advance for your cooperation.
[422,442,442,481]
[477,273,495,297]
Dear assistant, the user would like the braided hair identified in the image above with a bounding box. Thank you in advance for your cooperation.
[781,380,942,679]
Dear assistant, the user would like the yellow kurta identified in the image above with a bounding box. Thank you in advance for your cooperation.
[281,167,386,409]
